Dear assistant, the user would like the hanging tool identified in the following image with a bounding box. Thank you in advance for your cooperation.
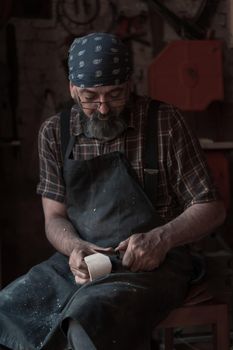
[147,0,207,39]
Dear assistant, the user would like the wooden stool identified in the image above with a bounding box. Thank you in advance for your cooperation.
[157,282,230,350]
[156,150,232,350]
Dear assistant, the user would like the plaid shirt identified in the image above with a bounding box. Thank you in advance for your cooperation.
[37,95,218,221]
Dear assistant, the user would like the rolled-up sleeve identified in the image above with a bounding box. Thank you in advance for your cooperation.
[167,107,219,209]
[37,115,65,203]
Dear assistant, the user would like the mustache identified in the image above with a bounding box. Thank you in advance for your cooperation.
[80,109,127,141]
[89,109,121,122]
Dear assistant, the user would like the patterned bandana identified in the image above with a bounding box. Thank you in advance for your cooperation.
[68,32,132,88]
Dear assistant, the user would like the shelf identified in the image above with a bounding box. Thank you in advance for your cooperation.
[0,139,21,147]
[199,139,233,150]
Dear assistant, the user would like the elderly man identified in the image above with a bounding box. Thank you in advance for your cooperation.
[0,32,225,350]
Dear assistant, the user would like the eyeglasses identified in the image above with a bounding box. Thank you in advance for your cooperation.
[79,97,127,111]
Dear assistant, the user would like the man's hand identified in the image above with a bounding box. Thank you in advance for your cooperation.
[69,241,114,284]
[115,229,170,272]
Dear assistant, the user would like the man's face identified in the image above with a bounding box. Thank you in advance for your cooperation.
[70,82,130,141]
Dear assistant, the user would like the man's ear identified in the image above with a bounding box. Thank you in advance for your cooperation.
[69,82,75,99]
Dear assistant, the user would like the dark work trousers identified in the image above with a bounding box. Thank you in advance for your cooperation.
[67,320,97,350]
[67,319,152,350]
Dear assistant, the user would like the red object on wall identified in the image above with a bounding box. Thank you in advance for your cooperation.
[148,40,224,111]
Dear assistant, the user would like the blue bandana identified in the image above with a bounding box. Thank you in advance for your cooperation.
[68,32,132,88]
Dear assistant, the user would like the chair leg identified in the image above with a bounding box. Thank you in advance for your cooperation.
[164,328,174,350]
[212,305,229,350]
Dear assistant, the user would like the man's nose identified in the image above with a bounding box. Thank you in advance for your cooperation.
[98,99,110,114]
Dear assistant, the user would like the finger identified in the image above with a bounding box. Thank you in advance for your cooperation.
[130,259,142,272]
[70,258,89,275]
[70,257,89,273]
[115,238,129,252]
[79,259,90,271]
[137,256,161,272]
[88,242,113,251]
[93,246,115,254]
[71,267,89,280]
[122,249,134,268]
[128,249,146,271]
[75,275,89,285]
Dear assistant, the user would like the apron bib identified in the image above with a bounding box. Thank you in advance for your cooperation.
[63,136,164,248]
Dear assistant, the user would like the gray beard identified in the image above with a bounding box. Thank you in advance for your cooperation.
[79,108,128,141]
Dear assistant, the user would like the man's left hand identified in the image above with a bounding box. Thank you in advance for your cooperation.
[115,229,170,272]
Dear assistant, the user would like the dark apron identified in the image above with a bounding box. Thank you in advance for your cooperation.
[0,138,194,350]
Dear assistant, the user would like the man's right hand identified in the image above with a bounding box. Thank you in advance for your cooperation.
[69,241,114,284]
[42,197,114,284]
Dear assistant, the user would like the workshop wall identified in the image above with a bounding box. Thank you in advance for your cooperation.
[1,0,233,285]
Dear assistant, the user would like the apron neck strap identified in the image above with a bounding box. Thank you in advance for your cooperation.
[144,100,160,207]
[60,107,71,162]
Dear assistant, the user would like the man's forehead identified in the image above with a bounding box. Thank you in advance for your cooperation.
[77,82,127,94]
